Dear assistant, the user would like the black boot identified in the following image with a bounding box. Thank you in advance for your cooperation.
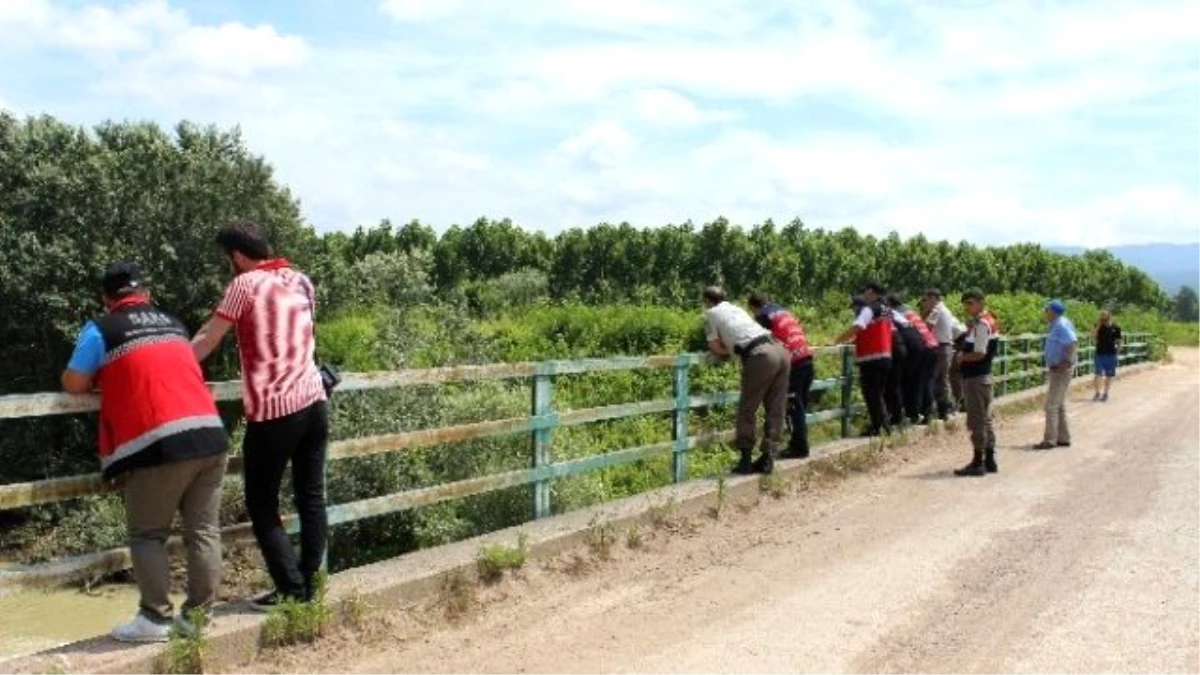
[732,449,755,475]
[954,451,987,477]
[984,447,998,473]
[752,452,775,475]
[780,442,809,459]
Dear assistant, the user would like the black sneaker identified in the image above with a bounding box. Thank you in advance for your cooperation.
[984,457,998,474]
[954,462,987,477]
[779,447,809,460]
[1056,441,1071,448]
[247,590,302,613]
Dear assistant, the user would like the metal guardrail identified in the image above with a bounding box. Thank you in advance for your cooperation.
[0,332,1153,591]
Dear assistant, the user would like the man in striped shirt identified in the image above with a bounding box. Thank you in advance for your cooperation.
[192,220,329,610]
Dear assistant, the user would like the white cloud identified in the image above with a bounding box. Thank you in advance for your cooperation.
[558,122,635,169]
[1,0,1195,246]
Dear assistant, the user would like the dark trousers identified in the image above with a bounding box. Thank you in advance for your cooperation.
[781,358,814,454]
[858,359,892,433]
[903,348,937,421]
[885,354,905,426]
[243,401,329,599]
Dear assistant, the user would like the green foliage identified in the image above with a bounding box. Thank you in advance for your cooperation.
[261,573,332,648]
[476,534,528,583]
[164,609,209,675]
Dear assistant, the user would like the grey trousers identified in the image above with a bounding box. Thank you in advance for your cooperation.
[933,344,956,413]
[962,376,995,453]
[124,454,226,622]
[1043,370,1072,444]
[736,342,791,456]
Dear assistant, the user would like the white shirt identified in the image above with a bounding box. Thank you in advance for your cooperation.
[705,301,769,353]
[925,301,961,344]
[853,306,874,330]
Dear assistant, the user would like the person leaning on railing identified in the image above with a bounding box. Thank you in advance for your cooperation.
[834,282,895,437]
[60,262,229,644]
[747,291,815,459]
[920,288,966,419]
[702,285,790,475]
[191,220,330,611]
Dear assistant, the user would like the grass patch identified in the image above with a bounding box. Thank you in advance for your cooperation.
[261,573,333,648]
[476,533,528,583]
[163,609,209,674]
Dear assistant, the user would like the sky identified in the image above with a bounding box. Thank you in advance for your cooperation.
[0,0,1197,247]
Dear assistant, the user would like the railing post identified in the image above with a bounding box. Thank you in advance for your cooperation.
[840,346,854,438]
[671,355,691,484]
[531,367,553,520]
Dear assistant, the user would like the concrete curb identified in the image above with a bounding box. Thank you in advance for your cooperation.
[4,362,1156,674]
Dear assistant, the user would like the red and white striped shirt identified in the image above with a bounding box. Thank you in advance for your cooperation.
[216,258,325,422]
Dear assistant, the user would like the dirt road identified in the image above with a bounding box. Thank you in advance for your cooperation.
[250,350,1199,674]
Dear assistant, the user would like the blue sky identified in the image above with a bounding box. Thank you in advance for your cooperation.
[1,0,1197,247]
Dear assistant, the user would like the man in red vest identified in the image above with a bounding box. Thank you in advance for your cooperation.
[835,282,894,437]
[748,292,815,458]
[61,263,228,643]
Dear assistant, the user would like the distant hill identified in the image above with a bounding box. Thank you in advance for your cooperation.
[1048,243,1199,294]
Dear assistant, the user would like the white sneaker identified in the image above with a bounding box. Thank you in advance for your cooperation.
[111,613,172,643]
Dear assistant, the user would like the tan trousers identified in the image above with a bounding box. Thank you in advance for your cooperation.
[736,342,791,456]
[962,376,995,453]
[123,454,226,622]
[1043,370,1072,444]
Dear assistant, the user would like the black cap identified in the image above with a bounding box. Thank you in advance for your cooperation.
[923,287,942,298]
[102,262,146,297]
[859,281,886,295]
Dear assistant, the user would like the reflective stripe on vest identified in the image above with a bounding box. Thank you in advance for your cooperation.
[905,310,939,349]
[765,306,812,362]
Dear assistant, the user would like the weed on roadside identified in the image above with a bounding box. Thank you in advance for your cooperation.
[261,573,333,648]
[710,475,728,519]
[625,524,644,549]
[163,608,209,674]
[438,569,477,621]
[759,473,790,500]
[339,589,373,630]
[587,517,616,559]
[477,533,528,583]
[648,498,679,530]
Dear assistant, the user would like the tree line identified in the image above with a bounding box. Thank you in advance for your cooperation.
[0,113,1174,397]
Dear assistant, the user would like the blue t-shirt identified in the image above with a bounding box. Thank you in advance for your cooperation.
[1043,316,1078,368]
[66,321,106,376]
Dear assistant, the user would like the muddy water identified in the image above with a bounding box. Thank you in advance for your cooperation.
[0,584,180,660]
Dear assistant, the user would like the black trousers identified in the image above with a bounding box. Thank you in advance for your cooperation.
[903,348,937,422]
[781,358,814,454]
[885,353,906,426]
[243,401,329,599]
[858,359,892,433]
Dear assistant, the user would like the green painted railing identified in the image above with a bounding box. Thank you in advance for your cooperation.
[0,332,1153,591]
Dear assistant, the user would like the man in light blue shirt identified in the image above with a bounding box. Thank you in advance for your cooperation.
[1035,300,1077,449]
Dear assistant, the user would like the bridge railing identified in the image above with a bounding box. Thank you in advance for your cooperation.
[0,332,1152,591]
